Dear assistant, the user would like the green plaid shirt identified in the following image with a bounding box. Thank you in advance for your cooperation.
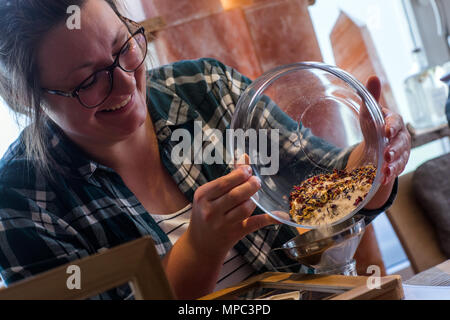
[0,58,396,299]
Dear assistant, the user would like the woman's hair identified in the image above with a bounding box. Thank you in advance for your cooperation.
[0,0,125,178]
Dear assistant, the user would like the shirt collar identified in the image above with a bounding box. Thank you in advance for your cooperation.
[146,78,200,142]
[45,120,104,185]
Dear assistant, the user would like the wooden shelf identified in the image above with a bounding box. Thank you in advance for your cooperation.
[407,123,450,148]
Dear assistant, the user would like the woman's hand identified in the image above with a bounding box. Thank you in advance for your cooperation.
[365,76,411,185]
[188,165,276,260]
[163,165,278,299]
[379,107,411,184]
[362,76,411,209]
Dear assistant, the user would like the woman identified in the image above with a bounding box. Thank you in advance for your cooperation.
[0,0,410,299]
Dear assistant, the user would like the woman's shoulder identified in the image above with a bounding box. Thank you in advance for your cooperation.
[148,57,228,83]
[146,58,248,96]
[146,58,252,114]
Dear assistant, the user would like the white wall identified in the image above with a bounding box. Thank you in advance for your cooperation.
[309,0,417,124]
[121,0,146,21]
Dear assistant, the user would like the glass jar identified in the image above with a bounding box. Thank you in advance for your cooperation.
[404,59,449,129]
[229,62,387,229]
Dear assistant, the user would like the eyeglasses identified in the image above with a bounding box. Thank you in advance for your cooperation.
[43,22,148,109]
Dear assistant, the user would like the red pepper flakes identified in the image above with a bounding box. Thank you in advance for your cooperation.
[289,164,377,222]
[353,196,363,206]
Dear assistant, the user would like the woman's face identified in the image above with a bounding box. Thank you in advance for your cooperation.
[38,0,148,147]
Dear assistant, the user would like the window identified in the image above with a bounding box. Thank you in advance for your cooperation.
[309,0,449,274]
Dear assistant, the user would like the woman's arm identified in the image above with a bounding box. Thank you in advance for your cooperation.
[160,165,277,299]
[161,230,224,299]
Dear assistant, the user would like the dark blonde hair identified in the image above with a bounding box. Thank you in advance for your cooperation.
[0,0,127,178]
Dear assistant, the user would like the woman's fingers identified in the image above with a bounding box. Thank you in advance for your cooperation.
[360,77,382,148]
[225,198,257,224]
[382,109,411,185]
[192,165,260,228]
[383,108,404,140]
[381,104,411,185]
[197,165,253,201]
[241,214,281,235]
[366,76,382,102]
[384,129,410,162]
[383,159,398,185]
[235,153,250,167]
[383,140,410,178]
[213,175,261,215]
[383,149,410,184]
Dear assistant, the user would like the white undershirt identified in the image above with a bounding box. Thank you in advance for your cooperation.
[151,203,255,291]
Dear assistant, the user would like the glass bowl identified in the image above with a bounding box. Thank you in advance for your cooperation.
[277,214,365,271]
[229,62,387,229]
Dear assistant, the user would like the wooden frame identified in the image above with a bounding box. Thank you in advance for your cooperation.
[200,272,404,300]
[0,236,174,300]
[140,16,166,41]
[406,122,450,148]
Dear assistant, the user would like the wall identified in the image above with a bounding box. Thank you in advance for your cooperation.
[140,0,322,79]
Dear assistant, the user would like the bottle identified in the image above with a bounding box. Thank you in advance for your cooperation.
[404,48,449,129]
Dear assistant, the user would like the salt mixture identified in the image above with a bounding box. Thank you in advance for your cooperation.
[289,165,376,226]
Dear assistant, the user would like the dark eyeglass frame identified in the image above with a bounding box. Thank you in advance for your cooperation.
[42,19,147,109]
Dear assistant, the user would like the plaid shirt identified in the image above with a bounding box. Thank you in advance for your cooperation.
[0,58,397,299]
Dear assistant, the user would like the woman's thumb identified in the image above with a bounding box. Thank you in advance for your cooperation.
[366,76,381,102]
[242,214,281,235]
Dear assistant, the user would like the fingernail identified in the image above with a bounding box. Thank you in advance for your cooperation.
[254,176,261,188]
[388,165,395,178]
[385,166,391,177]
[244,165,252,176]
[389,127,395,139]
[386,150,395,162]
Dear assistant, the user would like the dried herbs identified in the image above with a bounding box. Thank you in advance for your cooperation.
[289,165,376,226]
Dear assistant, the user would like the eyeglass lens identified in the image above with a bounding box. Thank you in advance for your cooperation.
[77,31,147,108]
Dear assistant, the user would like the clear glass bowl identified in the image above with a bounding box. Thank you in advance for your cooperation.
[229,62,387,229]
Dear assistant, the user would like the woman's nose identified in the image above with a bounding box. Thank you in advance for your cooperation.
[111,66,136,94]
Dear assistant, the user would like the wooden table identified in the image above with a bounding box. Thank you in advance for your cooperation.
[402,260,450,300]
[404,259,450,286]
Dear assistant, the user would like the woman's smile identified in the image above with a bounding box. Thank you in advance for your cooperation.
[100,94,132,112]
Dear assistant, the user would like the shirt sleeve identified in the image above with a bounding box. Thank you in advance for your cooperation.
[0,185,90,286]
